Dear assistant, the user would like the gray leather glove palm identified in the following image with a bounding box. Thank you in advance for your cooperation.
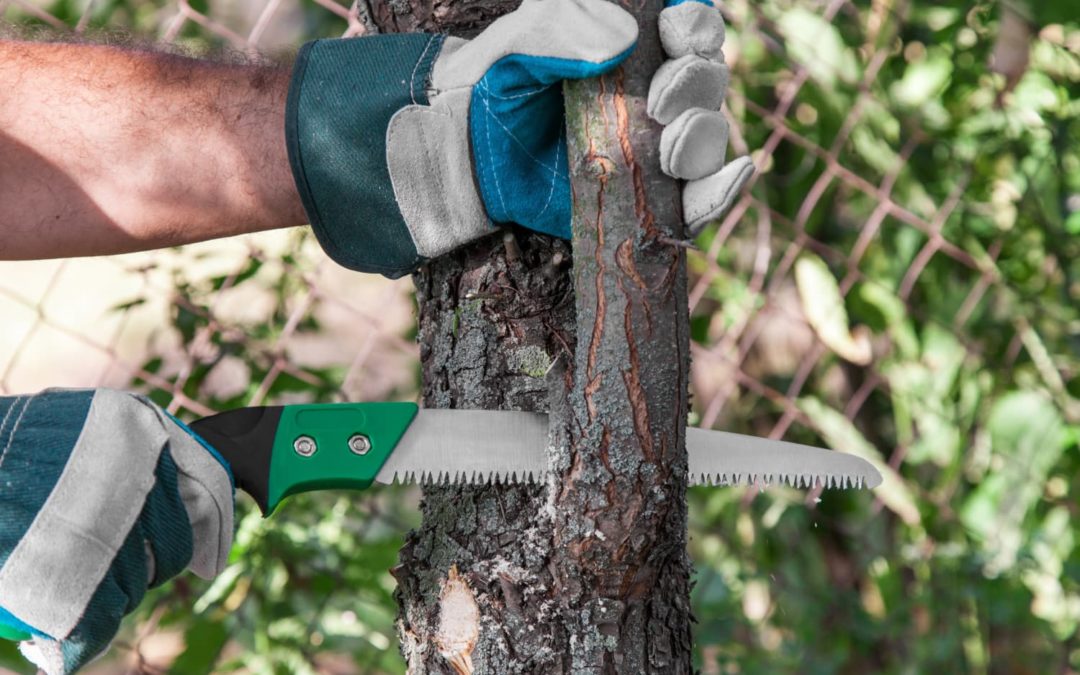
[287,0,752,278]
[0,389,233,675]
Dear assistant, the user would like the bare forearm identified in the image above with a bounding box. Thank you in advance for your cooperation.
[0,40,306,259]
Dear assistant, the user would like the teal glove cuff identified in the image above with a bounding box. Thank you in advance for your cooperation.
[286,34,446,278]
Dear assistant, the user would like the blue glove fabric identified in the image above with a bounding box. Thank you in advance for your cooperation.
[0,389,234,674]
[469,46,635,240]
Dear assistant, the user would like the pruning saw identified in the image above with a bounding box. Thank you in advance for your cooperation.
[188,402,882,516]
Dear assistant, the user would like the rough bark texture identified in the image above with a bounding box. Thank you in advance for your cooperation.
[370,0,514,37]
[396,233,577,673]
[370,1,692,672]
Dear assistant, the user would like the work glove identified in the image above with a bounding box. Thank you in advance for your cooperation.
[0,389,234,675]
[286,0,752,278]
[649,0,755,232]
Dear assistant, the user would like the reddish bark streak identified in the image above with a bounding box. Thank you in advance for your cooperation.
[613,68,656,238]
[584,371,602,422]
[597,425,619,511]
[617,276,656,463]
[584,121,609,424]
[616,237,654,335]
[615,239,647,291]
[558,438,586,505]
[598,75,612,140]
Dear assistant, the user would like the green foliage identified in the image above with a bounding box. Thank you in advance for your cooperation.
[687,1,1080,671]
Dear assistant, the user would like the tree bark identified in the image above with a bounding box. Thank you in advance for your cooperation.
[369,2,692,672]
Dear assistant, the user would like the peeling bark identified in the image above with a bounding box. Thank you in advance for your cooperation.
[370,0,692,671]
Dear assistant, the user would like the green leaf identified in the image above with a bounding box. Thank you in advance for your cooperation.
[857,282,920,357]
[920,6,960,31]
[884,326,968,466]
[851,126,903,176]
[193,563,245,614]
[961,391,1067,572]
[776,8,859,89]
[1011,0,1080,28]
[1012,71,1063,117]
[891,50,953,109]
[1065,210,1080,236]
[171,618,229,675]
[1025,506,1077,636]
[795,255,872,364]
[0,638,29,672]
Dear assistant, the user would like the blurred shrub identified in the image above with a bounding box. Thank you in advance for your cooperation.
[688,1,1080,673]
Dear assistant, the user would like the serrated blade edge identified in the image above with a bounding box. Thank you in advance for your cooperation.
[376,469,550,486]
[374,409,549,485]
[686,428,882,489]
[375,410,881,490]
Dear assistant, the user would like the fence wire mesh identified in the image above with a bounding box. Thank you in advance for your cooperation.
[2,0,1078,672]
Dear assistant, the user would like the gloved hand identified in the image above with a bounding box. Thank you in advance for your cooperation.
[0,389,233,675]
[286,0,752,278]
[649,0,754,233]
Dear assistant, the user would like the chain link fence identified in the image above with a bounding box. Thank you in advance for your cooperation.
[2,0,1078,672]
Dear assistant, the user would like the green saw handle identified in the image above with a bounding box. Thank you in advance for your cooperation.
[0,403,418,645]
[191,402,417,516]
[0,624,30,642]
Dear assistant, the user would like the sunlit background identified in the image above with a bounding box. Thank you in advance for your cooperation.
[1,0,1078,672]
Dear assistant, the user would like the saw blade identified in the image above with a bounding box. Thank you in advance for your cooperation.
[686,428,880,489]
[374,409,549,485]
[375,410,881,489]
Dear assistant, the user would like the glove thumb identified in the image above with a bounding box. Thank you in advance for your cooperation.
[432,0,639,90]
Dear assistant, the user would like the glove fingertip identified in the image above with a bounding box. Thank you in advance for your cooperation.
[660,108,729,180]
[647,56,727,125]
[487,0,640,81]
[572,0,639,77]
[659,1,727,62]
[684,155,755,235]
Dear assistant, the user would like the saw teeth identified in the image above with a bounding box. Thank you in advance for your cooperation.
[690,472,867,489]
[387,470,869,490]
[385,470,549,486]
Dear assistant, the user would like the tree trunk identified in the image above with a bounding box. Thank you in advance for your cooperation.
[369,2,692,672]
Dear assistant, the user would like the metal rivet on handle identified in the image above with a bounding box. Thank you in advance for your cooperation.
[348,434,372,456]
[294,435,317,457]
